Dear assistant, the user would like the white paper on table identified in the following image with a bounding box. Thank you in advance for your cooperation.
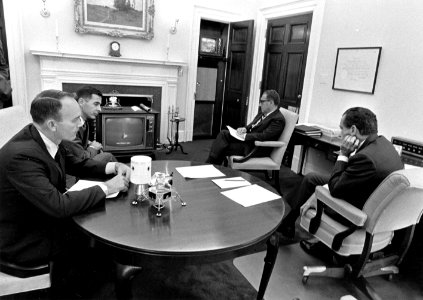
[226,125,245,141]
[176,165,225,179]
[67,180,119,199]
[221,184,281,207]
[212,177,251,189]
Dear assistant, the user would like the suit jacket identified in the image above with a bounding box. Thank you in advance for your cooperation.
[62,121,99,160]
[245,109,285,142]
[328,134,404,209]
[0,124,108,265]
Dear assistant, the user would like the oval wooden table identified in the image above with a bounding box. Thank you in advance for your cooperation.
[73,160,284,299]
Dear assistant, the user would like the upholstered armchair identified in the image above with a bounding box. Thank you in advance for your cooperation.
[0,105,31,148]
[300,168,423,300]
[227,107,298,194]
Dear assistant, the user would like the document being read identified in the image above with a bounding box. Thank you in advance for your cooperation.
[67,180,119,199]
[226,125,245,141]
[221,184,281,207]
[176,165,225,179]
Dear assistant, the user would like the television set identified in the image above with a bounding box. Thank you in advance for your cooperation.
[96,108,156,155]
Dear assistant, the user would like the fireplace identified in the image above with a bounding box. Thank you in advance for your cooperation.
[31,50,186,143]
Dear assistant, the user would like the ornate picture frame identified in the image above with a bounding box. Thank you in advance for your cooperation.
[74,0,154,40]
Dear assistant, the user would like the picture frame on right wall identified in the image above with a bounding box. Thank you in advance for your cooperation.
[332,47,382,94]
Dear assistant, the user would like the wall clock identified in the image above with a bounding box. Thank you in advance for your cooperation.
[109,41,121,57]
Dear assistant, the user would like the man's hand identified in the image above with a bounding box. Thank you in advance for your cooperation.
[340,135,360,157]
[236,127,247,136]
[88,141,103,151]
[105,174,129,195]
[114,162,131,181]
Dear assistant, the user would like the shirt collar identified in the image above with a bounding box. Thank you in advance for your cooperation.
[36,127,59,159]
[263,108,277,119]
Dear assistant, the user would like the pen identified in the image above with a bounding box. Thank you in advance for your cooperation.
[224,179,246,181]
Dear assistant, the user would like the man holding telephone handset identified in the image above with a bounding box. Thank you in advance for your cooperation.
[279,107,403,252]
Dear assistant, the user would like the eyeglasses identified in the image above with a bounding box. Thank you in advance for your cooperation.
[259,99,270,104]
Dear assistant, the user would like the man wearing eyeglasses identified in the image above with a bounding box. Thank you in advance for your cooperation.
[206,89,285,165]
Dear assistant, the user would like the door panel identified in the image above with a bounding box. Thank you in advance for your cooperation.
[262,14,312,110]
[222,20,254,129]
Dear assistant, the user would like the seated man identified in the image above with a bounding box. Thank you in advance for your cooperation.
[0,90,130,295]
[206,89,285,165]
[63,85,117,163]
[279,107,404,249]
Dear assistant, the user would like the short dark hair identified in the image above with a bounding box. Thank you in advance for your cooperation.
[76,86,103,100]
[342,107,378,135]
[263,90,280,106]
[30,89,75,124]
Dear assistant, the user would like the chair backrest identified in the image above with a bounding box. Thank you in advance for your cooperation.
[0,106,31,149]
[363,168,423,234]
[270,107,299,165]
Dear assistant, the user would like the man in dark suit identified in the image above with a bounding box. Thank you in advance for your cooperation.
[0,90,130,295]
[62,86,117,163]
[206,89,285,165]
[279,107,404,247]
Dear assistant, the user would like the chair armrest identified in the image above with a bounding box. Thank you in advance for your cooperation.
[232,147,259,163]
[315,186,367,226]
[254,141,286,147]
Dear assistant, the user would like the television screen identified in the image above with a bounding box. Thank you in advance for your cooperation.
[104,117,144,148]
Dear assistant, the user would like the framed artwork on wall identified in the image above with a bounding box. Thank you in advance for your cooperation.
[332,47,382,94]
[74,0,155,40]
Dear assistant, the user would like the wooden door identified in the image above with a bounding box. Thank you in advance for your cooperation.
[261,14,312,110]
[221,20,254,129]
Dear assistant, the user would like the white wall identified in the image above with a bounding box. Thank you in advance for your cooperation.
[307,0,423,142]
[4,0,257,137]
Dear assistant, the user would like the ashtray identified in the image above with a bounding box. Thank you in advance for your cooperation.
[148,186,172,200]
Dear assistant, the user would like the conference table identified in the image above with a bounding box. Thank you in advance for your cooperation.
[73,160,285,299]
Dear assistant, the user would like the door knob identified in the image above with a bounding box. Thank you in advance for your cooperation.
[236,98,240,103]
[297,94,302,99]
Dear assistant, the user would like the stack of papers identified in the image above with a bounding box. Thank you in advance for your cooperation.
[67,180,119,199]
[227,125,245,141]
[221,184,281,207]
[176,165,225,178]
[212,177,251,189]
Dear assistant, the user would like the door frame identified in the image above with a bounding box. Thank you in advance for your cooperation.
[248,0,326,125]
[184,6,247,142]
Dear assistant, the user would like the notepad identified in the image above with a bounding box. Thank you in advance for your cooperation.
[227,125,245,141]
[221,184,281,207]
[212,177,251,189]
[176,165,225,179]
[67,180,119,199]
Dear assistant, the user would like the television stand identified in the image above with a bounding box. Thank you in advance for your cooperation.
[166,117,187,155]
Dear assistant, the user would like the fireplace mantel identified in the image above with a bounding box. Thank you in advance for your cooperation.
[31,50,187,143]
[31,50,187,70]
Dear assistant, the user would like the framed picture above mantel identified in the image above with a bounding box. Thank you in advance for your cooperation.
[332,47,382,94]
[74,0,155,40]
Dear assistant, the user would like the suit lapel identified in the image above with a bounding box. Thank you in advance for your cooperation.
[28,125,66,190]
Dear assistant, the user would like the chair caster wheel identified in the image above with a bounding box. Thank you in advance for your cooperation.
[302,276,309,284]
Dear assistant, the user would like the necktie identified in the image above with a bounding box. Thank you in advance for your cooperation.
[252,114,265,129]
[54,149,66,192]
